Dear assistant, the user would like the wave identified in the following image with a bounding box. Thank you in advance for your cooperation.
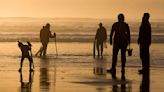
[0,33,163,43]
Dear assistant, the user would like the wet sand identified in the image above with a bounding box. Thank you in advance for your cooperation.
[0,57,164,92]
[0,42,164,92]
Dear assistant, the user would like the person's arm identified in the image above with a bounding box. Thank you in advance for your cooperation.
[127,24,131,45]
[95,29,98,41]
[110,24,115,45]
[54,32,56,38]
[138,26,142,45]
[48,30,54,38]
[104,28,107,41]
[148,23,152,46]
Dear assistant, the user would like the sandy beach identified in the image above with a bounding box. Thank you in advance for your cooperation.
[0,42,164,92]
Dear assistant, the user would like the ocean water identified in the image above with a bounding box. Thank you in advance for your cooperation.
[0,17,163,67]
[0,18,164,42]
[0,18,164,92]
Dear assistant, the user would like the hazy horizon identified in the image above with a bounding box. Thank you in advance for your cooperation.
[0,17,164,22]
[0,0,164,20]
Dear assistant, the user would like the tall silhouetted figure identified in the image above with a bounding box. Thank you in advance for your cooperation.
[18,41,34,72]
[107,14,131,76]
[95,23,107,58]
[138,13,151,74]
[40,23,55,56]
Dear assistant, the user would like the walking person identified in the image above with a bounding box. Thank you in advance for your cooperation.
[107,14,131,79]
[94,23,107,58]
[40,23,56,57]
[138,13,151,74]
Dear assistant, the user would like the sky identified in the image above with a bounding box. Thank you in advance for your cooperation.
[0,0,164,20]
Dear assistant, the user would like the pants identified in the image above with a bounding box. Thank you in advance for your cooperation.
[20,56,34,69]
[111,44,127,71]
[96,41,103,56]
[40,43,48,56]
[140,45,150,70]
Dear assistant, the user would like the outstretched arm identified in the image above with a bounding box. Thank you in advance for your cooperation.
[49,30,55,38]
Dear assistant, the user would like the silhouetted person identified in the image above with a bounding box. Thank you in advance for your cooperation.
[40,23,55,56]
[19,70,34,92]
[18,41,34,72]
[138,13,151,74]
[107,14,131,76]
[95,23,107,58]
[140,70,150,92]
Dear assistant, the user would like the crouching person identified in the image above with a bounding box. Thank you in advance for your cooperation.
[17,41,34,72]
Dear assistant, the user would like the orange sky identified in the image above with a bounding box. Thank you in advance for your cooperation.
[0,0,164,20]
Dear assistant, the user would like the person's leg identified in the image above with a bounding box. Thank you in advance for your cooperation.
[140,45,144,70]
[19,57,24,71]
[121,47,127,74]
[96,42,100,57]
[39,46,43,56]
[28,56,34,70]
[144,45,150,71]
[138,45,145,73]
[40,44,44,56]
[139,45,150,74]
[107,46,119,73]
[112,47,119,70]
[43,43,48,56]
[100,42,104,57]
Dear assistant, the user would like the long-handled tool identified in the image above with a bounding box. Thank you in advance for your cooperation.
[93,40,96,58]
[54,33,58,56]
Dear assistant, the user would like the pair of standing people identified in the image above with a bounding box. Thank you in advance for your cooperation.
[35,23,56,57]
[95,13,151,78]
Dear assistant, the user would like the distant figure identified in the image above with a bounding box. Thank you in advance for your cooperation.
[18,41,34,72]
[138,13,151,74]
[19,70,34,92]
[95,23,107,58]
[107,14,131,76]
[40,23,56,56]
